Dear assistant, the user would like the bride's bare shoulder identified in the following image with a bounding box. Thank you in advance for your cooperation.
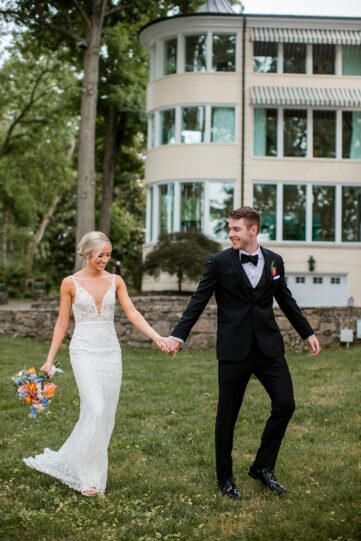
[60,276,75,291]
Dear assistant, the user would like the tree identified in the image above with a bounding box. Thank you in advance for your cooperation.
[143,231,221,292]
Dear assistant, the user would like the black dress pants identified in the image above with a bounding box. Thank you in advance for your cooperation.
[215,340,295,483]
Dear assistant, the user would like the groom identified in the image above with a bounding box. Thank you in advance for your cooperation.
[165,206,320,499]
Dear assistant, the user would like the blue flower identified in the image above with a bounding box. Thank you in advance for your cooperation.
[41,398,49,405]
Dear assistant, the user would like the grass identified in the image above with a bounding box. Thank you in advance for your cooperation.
[0,335,360,541]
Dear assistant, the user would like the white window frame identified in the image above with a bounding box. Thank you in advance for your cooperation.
[146,179,236,242]
[252,180,359,245]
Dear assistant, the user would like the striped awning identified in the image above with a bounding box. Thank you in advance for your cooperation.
[250,27,361,45]
[250,86,361,107]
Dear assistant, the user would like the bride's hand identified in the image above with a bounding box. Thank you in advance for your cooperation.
[40,360,54,377]
[154,337,171,354]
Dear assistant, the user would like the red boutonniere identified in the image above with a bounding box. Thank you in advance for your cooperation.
[271,260,277,277]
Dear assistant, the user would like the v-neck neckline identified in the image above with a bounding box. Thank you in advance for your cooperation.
[72,276,114,318]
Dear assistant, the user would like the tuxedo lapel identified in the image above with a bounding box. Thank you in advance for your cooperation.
[229,249,253,293]
[254,247,273,294]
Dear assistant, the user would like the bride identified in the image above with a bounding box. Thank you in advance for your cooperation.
[24,231,169,496]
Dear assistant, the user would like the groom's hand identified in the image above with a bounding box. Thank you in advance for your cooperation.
[307,335,320,356]
[165,337,182,357]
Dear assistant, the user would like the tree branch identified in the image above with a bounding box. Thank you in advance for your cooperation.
[0,69,53,158]
[71,0,92,33]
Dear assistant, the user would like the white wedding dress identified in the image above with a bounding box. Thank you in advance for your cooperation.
[24,274,122,494]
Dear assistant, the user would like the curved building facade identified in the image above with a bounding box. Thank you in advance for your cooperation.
[139,1,361,306]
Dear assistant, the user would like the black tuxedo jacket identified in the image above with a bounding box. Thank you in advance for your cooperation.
[171,246,314,361]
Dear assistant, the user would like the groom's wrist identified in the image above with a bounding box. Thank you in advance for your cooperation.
[169,336,184,344]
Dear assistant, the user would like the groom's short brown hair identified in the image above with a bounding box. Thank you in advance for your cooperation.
[229,206,261,233]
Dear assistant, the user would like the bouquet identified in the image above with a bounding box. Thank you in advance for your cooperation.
[11,364,63,418]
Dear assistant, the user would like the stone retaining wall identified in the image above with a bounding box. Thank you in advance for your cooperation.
[0,296,360,352]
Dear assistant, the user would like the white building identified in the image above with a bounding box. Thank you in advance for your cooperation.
[139,0,361,306]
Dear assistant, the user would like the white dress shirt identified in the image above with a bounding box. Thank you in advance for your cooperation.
[240,246,264,288]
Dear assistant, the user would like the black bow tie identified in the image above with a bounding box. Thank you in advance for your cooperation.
[241,253,259,266]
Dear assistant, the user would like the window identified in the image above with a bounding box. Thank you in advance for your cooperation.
[254,109,277,156]
[342,111,361,159]
[160,109,175,145]
[164,38,177,75]
[148,113,156,149]
[253,41,277,72]
[212,34,236,72]
[284,110,307,157]
[342,186,361,242]
[159,183,174,234]
[331,277,340,284]
[185,34,207,72]
[296,277,306,284]
[209,182,234,239]
[313,44,335,74]
[312,185,335,241]
[313,277,323,284]
[283,43,306,73]
[283,184,306,240]
[211,107,235,143]
[253,183,277,240]
[313,110,336,158]
[180,182,204,231]
[342,45,361,76]
[181,106,205,143]
[253,181,361,243]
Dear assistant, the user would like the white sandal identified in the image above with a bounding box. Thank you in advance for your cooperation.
[81,488,98,497]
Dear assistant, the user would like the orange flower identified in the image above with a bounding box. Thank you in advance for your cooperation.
[23,396,32,404]
[43,382,57,398]
[27,383,36,391]
[27,367,36,374]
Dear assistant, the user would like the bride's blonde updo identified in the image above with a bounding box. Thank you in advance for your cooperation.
[77,231,112,264]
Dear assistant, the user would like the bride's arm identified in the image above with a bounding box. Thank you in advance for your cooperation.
[40,278,73,376]
[115,276,165,348]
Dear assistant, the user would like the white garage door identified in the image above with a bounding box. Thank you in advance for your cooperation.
[285,274,348,307]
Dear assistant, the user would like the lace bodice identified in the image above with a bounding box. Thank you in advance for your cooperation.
[70,274,116,323]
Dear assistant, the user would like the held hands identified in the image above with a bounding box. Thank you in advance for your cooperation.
[307,335,321,356]
[154,336,182,357]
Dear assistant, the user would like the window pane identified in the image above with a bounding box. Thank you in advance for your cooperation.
[342,45,361,76]
[159,183,174,234]
[160,109,175,145]
[185,34,207,72]
[313,110,336,158]
[313,44,335,74]
[342,186,361,242]
[209,182,234,239]
[212,34,236,72]
[253,183,277,240]
[164,38,177,75]
[283,43,306,73]
[284,110,307,157]
[181,106,205,143]
[312,185,335,241]
[254,109,277,156]
[211,107,235,143]
[342,111,361,159]
[283,185,306,240]
[148,113,156,148]
[180,182,204,232]
[253,41,277,73]
[148,187,153,241]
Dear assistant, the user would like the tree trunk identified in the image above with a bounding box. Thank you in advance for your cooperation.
[0,207,8,268]
[26,194,61,276]
[98,104,121,235]
[75,0,107,268]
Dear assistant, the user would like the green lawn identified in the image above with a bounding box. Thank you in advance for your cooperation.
[0,335,360,541]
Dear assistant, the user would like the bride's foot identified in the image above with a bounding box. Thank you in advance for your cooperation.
[81,488,98,497]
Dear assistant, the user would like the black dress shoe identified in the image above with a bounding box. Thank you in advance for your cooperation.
[248,465,286,495]
[218,479,242,500]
